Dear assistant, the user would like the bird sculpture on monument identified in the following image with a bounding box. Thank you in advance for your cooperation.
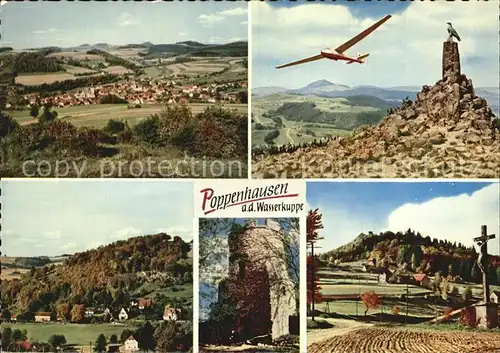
[447,22,461,42]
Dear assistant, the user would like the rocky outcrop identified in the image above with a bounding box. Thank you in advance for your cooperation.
[253,41,499,178]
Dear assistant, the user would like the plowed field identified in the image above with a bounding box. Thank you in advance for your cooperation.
[307,327,500,353]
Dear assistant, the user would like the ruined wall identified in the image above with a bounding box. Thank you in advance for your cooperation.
[222,219,297,340]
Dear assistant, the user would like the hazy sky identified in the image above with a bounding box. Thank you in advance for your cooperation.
[0,1,248,48]
[252,1,499,88]
[307,182,500,256]
[1,180,193,257]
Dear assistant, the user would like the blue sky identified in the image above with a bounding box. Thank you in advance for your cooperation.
[1,180,193,257]
[252,1,499,87]
[307,182,500,256]
[0,1,248,48]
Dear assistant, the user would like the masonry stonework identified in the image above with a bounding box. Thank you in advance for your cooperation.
[220,219,297,340]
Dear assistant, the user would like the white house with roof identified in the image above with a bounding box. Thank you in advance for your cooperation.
[118,308,128,321]
[124,335,139,352]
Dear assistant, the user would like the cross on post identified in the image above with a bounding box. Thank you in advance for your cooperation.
[473,225,496,303]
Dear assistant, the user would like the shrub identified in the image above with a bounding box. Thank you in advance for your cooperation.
[264,130,280,144]
[104,119,126,134]
[133,115,162,146]
[158,104,195,145]
[459,307,477,328]
[0,112,19,138]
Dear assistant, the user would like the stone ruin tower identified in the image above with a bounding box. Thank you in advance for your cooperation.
[218,219,297,341]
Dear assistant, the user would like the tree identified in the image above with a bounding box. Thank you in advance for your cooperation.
[108,334,119,352]
[94,334,107,353]
[29,104,40,118]
[136,321,156,351]
[121,329,135,343]
[12,328,24,341]
[71,304,85,323]
[48,335,67,352]
[1,327,12,351]
[462,286,473,304]
[154,321,188,352]
[307,209,324,321]
[1,308,12,321]
[361,291,381,316]
[56,303,71,321]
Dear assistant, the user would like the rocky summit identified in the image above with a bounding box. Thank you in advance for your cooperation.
[253,41,500,179]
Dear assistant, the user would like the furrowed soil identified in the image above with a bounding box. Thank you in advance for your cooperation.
[307,327,500,353]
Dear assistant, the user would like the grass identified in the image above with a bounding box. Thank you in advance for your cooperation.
[251,93,381,147]
[2,323,135,345]
[133,282,193,299]
[307,318,334,329]
[10,103,248,129]
[320,283,431,296]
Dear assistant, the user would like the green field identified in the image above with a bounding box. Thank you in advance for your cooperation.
[320,283,431,296]
[251,94,375,147]
[133,282,193,299]
[2,323,135,346]
[10,103,248,129]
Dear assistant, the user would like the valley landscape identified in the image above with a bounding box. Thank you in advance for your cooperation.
[0,1,248,177]
[0,180,194,353]
[306,182,500,353]
[252,81,499,148]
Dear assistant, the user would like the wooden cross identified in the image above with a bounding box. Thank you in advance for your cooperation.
[473,225,496,303]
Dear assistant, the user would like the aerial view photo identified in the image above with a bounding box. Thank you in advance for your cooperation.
[199,218,300,353]
[251,1,499,178]
[306,181,500,353]
[0,180,194,352]
[0,1,248,177]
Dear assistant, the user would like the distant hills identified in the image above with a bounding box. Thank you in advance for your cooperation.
[253,79,500,115]
[21,40,248,59]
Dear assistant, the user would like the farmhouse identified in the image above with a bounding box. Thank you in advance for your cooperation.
[124,335,139,352]
[414,274,431,289]
[490,290,500,304]
[34,312,51,322]
[118,308,128,321]
[138,298,152,310]
[163,305,181,321]
[85,307,95,317]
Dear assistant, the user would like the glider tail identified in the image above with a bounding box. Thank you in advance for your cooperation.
[347,53,370,64]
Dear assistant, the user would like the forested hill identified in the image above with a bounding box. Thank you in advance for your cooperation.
[1,233,193,314]
[321,229,500,282]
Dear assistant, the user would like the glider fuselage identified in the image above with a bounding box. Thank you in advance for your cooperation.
[320,49,363,63]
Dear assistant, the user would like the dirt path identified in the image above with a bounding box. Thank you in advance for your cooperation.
[286,128,294,144]
[307,319,373,346]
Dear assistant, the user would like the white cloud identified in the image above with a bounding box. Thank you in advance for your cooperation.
[218,7,248,16]
[33,30,46,35]
[198,5,248,27]
[178,32,188,37]
[110,227,142,240]
[311,183,499,256]
[0,1,8,6]
[117,12,138,27]
[252,2,499,87]
[198,14,224,27]
[62,242,78,250]
[240,21,248,25]
[208,36,224,44]
[386,183,500,255]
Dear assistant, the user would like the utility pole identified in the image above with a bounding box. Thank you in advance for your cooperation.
[405,282,409,325]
